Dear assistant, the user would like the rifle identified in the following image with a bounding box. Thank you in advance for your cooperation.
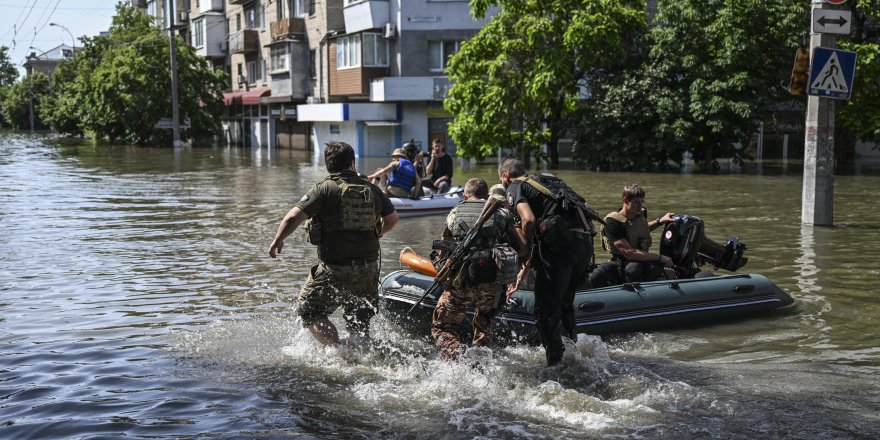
[407,197,501,313]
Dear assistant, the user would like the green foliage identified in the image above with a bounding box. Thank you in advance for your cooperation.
[644,0,807,167]
[0,46,17,88]
[838,0,880,146]
[445,0,646,167]
[1,73,51,130]
[41,3,225,144]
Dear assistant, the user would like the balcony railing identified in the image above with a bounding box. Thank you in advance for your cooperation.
[228,30,260,54]
[270,18,306,41]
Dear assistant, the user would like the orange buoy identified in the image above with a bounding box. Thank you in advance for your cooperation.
[399,247,438,276]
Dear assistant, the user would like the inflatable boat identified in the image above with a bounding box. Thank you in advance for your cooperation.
[380,270,795,342]
[389,186,464,218]
[379,214,796,342]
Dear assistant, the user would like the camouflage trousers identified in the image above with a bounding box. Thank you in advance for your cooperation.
[297,260,379,338]
[430,281,502,361]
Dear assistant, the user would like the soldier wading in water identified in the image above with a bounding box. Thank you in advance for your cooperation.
[269,141,399,346]
[431,178,526,361]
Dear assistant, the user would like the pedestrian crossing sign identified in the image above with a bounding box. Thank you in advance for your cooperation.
[808,47,857,100]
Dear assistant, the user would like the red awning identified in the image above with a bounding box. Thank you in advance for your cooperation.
[223,89,270,106]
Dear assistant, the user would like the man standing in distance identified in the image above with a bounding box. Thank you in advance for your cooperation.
[423,139,453,194]
[498,157,593,366]
[269,141,399,346]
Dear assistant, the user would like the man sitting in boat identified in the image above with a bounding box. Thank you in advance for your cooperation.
[431,178,524,361]
[591,183,675,286]
[422,139,454,194]
[367,147,421,198]
[402,140,428,195]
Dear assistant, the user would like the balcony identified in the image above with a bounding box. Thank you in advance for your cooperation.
[371,76,450,102]
[228,30,260,54]
[270,18,306,41]
[343,0,389,34]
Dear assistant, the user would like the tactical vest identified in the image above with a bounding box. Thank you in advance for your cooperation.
[601,211,651,257]
[320,174,378,235]
[388,158,416,191]
[449,199,498,248]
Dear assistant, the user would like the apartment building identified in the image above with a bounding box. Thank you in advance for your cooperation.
[135,0,493,154]
[298,0,492,160]
[23,45,75,78]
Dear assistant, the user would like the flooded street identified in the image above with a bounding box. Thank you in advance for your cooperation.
[1,134,879,439]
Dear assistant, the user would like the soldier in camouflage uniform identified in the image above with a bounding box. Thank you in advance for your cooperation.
[269,141,399,346]
[431,178,525,361]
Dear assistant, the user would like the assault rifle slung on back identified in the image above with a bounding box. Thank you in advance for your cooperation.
[407,197,501,313]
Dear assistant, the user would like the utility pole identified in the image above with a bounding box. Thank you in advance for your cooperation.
[802,28,835,226]
[166,0,182,148]
[802,0,846,226]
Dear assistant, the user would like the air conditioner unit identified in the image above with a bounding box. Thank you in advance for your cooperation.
[177,11,188,23]
[383,23,396,39]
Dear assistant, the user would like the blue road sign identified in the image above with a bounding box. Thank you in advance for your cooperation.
[808,47,857,100]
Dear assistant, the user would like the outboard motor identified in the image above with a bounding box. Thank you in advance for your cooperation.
[660,214,748,275]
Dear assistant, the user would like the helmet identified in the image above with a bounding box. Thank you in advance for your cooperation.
[401,139,418,155]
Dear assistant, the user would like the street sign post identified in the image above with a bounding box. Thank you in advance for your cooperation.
[812,9,851,35]
[808,47,857,100]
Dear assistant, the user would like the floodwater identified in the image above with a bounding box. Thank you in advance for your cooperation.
[1,133,879,439]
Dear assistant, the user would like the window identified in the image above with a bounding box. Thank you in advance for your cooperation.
[309,0,315,16]
[428,40,462,72]
[271,46,289,73]
[236,14,241,32]
[260,5,266,30]
[262,59,267,82]
[244,7,258,29]
[277,0,284,19]
[362,33,388,67]
[293,0,307,17]
[247,61,257,85]
[146,0,156,17]
[193,19,204,48]
[336,35,361,69]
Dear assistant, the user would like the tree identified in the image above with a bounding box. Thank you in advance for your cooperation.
[1,72,51,130]
[0,46,17,87]
[41,3,226,144]
[644,0,807,169]
[445,0,647,167]
[837,0,880,147]
[0,45,19,127]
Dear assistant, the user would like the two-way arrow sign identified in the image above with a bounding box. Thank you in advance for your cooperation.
[812,9,852,35]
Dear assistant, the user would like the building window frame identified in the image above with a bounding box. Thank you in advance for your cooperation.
[428,40,462,72]
[362,33,388,67]
[336,35,361,70]
[270,45,290,74]
[193,19,205,48]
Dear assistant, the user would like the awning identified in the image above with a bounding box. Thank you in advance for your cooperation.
[223,89,271,106]
[363,120,402,126]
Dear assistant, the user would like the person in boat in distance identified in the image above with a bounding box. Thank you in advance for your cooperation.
[367,147,421,199]
[431,178,524,361]
[591,183,674,287]
[422,138,453,194]
[498,157,595,367]
[269,141,399,347]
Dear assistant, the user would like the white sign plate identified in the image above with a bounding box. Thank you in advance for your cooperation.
[812,9,852,35]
